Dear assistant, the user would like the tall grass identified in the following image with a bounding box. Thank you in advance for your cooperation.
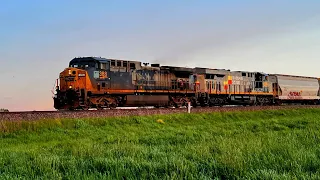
[1,108,320,179]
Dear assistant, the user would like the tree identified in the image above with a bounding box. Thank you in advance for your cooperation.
[0,108,9,112]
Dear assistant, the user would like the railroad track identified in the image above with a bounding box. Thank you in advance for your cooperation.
[1,105,320,121]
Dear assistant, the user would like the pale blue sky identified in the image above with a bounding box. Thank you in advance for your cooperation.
[1,0,320,111]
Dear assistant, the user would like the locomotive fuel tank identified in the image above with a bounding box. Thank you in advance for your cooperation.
[124,95,169,106]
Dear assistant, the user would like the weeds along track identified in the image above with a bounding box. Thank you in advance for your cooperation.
[1,105,320,121]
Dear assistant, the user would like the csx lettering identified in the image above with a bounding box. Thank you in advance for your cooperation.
[288,91,302,99]
[288,91,301,96]
[99,71,107,79]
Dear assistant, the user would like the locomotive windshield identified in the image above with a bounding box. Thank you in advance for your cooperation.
[69,60,98,69]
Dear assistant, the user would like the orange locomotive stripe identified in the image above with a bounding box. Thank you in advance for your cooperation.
[88,89,273,96]
[90,89,196,94]
[210,92,274,95]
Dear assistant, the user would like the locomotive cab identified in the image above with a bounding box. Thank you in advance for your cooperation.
[54,57,111,110]
[69,57,109,70]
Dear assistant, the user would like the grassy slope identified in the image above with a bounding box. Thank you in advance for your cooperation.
[1,108,320,179]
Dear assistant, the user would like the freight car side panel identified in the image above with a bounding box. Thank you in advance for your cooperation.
[276,75,320,100]
[319,78,320,96]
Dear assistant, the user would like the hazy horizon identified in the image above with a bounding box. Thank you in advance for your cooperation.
[1,0,320,111]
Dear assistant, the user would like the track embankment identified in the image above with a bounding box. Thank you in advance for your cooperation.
[1,105,319,121]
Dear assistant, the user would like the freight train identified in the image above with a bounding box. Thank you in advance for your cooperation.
[53,57,320,110]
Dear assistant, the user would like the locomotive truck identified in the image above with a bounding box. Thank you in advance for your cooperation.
[53,57,320,110]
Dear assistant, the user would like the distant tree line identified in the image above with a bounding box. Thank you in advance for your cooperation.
[0,108,9,112]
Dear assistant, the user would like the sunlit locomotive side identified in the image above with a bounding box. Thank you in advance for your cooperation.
[53,57,196,110]
[53,57,320,110]
[190,68,274,107]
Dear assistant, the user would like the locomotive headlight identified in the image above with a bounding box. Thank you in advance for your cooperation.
[69,86,72,89]
[68,70,71,75]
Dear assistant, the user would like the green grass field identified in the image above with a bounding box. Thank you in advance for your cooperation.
[1,108,320,179]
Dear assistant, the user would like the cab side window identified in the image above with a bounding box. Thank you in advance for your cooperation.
[111,60,115,66]
[101,63,107,70]
[130,63,136,69]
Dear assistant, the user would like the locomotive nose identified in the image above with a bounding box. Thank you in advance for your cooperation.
[59,68,79,90]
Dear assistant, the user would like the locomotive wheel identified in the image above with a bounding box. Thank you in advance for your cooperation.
[96,106,103,110]
[82,106,89,110]
[109,103,117,109]
[169,101,177,108]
